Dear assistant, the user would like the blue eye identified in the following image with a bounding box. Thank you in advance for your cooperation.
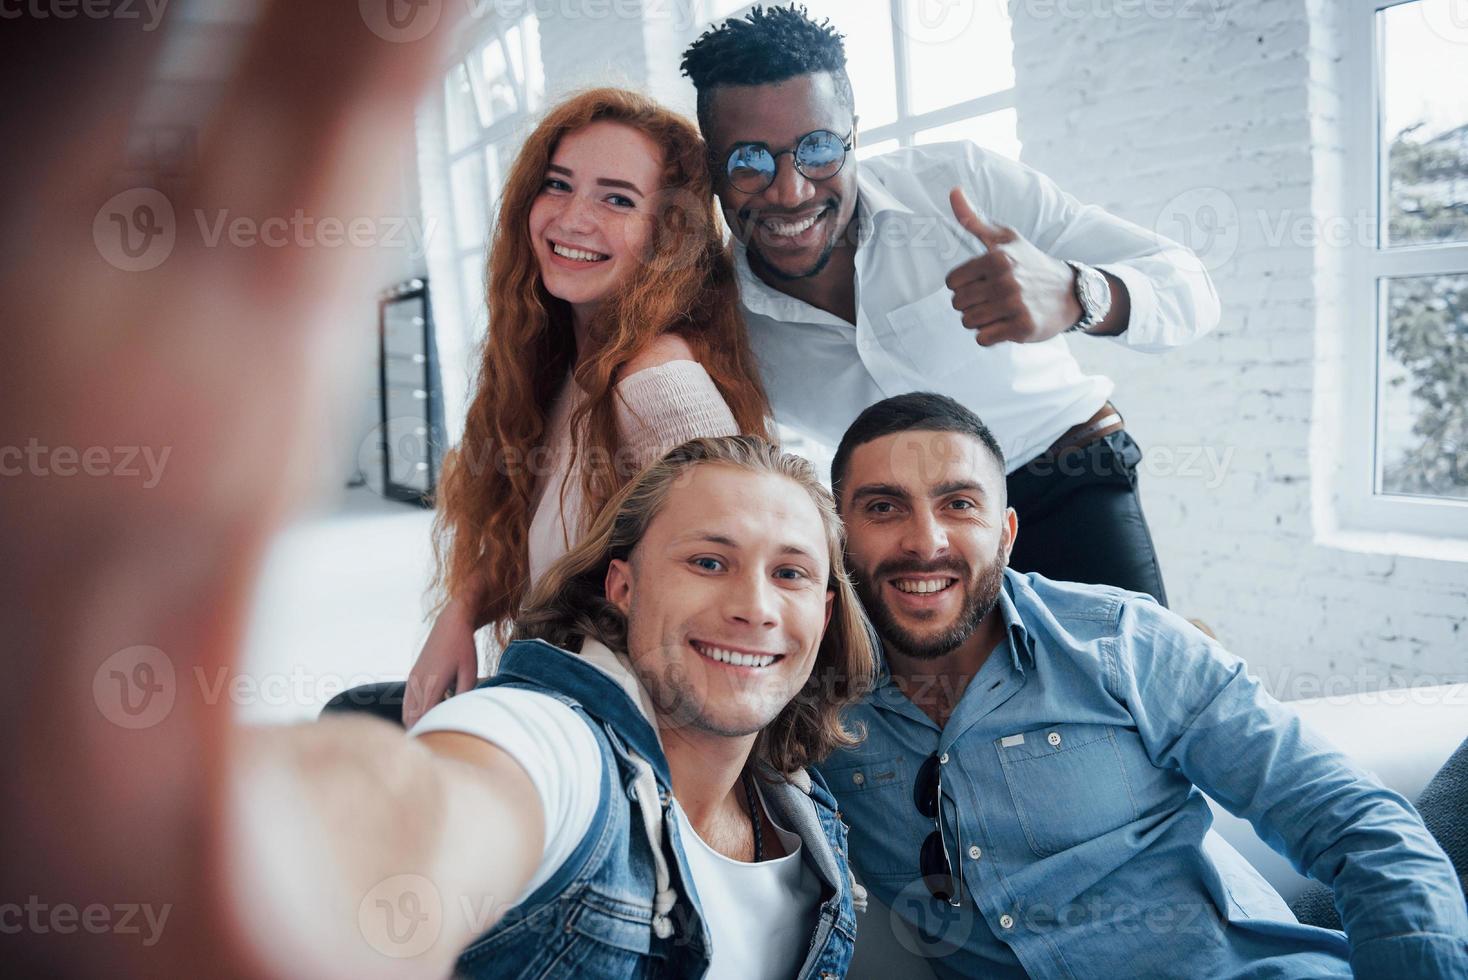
[606,194,635,208]
[775,567,810,581]
[543,177,570,192]
[691,556,724,572]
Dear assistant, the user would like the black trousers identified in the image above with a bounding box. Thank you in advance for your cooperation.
[1004,429,1169,607]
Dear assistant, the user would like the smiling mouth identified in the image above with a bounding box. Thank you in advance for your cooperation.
[550,240,609,263]
[756,204,832,240]
[690,640,784,670]
[890,577,959,596]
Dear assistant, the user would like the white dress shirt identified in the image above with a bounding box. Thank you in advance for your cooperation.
[736,140,1220,471]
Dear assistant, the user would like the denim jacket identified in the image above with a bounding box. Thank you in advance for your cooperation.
[453,638,862,979]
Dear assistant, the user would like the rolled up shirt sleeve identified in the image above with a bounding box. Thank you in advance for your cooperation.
[956,141,1221,352]
[1107,597,1468,977]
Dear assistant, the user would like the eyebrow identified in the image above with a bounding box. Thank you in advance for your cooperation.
[546,163,645,196]
[850,481,988,502]
[673,531,821,564]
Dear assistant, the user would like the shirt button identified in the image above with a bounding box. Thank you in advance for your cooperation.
[968,845,982,860]
[939,752,949,764]
[1047,731,1062,747]
[852,771,866,786]
[999,914,1015,930]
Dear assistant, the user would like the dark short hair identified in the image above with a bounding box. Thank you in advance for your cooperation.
[680,4,855,139]
[830,393,1007,501]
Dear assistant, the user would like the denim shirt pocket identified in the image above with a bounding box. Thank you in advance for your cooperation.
[995,723,1140,858]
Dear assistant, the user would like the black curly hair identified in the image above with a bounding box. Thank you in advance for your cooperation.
[680,4,855,139]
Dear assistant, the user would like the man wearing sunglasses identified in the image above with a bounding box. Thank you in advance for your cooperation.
[681,5,1221,610]
[818,391,1467,979]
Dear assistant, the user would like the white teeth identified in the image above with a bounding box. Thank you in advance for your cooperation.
[695,643,777,669]
[552,242,608,262]
[893,578,956,595]
[766,212,821,237]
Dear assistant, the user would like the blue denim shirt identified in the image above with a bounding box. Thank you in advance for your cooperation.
[455,639,859,979]
[819,570,1468,979]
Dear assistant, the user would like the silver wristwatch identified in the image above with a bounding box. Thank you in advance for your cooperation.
[1066,261,1111,334]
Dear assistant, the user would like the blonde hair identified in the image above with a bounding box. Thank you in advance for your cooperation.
[514,436,874,773]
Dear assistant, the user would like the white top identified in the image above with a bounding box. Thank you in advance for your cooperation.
[736,140,1220,471]
[409,685,822,978]
[527,359,739,585]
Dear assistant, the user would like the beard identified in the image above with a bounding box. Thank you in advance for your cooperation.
[739,201,842,281]
[624,620,791,740]
[854,543,1007,661]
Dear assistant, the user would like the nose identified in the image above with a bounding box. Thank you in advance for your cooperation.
[554,193,598,236]
[900,509,950,561]
[766,153,815,212]
[723,568,779,631]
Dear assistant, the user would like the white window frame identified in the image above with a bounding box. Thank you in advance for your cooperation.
[440,12,545,335]
[704,1,1017,155]
[1338,0,1468,545]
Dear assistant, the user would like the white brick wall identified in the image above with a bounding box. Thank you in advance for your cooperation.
[1011,0,1467,695]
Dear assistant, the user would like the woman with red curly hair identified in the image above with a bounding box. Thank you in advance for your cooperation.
[403,88,772,726]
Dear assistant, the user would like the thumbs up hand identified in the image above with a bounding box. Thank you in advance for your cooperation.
[944,187,1084,346]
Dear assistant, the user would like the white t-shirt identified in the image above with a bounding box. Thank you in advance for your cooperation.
[409,686,823,979]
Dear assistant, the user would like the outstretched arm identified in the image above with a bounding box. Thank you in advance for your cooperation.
[1113,600,1468,977]
[228,719,543,980]
[0,2,475,977]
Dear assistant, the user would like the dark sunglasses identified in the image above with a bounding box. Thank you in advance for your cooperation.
[723,128,855,194]
[914,753,962,907]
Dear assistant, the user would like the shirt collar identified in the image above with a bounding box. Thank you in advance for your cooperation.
[853,161,914,229]
[493,636,671,785]
[872,567,1038,688]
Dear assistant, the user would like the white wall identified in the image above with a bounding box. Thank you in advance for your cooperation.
[1009,0,1466,693]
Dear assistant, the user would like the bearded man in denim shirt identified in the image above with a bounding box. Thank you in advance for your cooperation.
[819,392,1467,979]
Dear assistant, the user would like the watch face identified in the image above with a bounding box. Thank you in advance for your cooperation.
[1079,265,1109,322]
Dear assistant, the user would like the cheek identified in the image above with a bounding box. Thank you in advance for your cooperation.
[527,197,553,241]
[612,212,656,261]
[844,527,887,572]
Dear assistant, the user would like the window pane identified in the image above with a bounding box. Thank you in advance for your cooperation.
[857,138,899,160]
[1377,273,1468,501]
[802,0,898,130]
[904,0,1014,116]
[444,65,480,153]
[915,108,1020,161]
[1380,0,1468,247]
[450,151,488,251]
[518,16,545,110]
[485,142,507,207]
[459,252,488,339]
[469,34,519,128]
[706,0,750,19]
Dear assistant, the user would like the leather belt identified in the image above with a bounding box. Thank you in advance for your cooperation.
[1042,401,1124,459]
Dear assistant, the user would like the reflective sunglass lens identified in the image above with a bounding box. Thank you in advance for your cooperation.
[727,146,775,191]
[796,131,846,174]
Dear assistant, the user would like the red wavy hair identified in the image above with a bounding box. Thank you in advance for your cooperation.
[432,88,772,640]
